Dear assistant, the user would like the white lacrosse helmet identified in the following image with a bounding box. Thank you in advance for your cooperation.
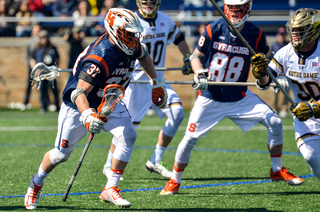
[224,0,252,28]
[136,0,161,18]
[105,8,143,55]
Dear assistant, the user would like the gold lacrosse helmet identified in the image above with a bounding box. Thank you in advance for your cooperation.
[136,0,161,18]
[286,8,320,51]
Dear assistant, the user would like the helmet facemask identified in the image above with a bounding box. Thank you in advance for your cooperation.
[286,8,320,51]
[136,0,161,18]
[224,0,252,28]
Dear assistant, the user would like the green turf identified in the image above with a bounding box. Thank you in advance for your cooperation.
[0,109,319,212]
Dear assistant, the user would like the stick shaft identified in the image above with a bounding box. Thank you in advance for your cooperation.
[208,0,296,107]
[58,67,182,72]
[61,133,95,202]
[131,80,276,87]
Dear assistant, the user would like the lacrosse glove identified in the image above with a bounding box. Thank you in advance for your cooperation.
[273,76,290,93]
[292,99,320,121]
[182,53,193,75]
[150,77,168,108]
[192,69,208,90]
[80,108,108,133]
[251,53,270,79]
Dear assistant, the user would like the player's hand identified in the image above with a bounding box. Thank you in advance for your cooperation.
[292,99,320,121]
[192,69,208,90]
[273,76,290,93]
[150,77,168,108]
[251,53,270,79]
[80,108,108,133]
[182,53,193,75]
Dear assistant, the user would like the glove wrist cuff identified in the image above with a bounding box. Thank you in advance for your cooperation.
[195,69,208,75]
[150,77,165,88]
[80,108,95,126]
[255,79,270,90]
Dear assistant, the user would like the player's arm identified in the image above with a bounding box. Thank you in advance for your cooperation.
[72,79,93,114]
[190,48,208,90]
[137,43,167,108]
[174,32,192,75]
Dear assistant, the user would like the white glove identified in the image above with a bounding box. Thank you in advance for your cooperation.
[192,69,208,90]
[150,77,168,108]
[273,76,290,93]
[80,108,108,133]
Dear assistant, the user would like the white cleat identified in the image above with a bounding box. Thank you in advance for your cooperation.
[25,175,43,210]
[100,186,131,208]
[145,160,173,178]
[102,167,124,181]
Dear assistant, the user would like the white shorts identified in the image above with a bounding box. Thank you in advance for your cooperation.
[185,90,274,138]
[125,82,181,122]
[294,117,320,147]
[55,102,134,154]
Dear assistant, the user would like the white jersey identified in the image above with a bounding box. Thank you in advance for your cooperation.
[132,11,180,80]
[269,40,320,142]
[269,41,320,103]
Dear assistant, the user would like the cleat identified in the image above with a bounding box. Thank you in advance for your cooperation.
[270,167,304,186]
[145,160,173,178]
[25,175,43,210]
[160,178,180,195]
[100,186,131,208]
[102,167,124,181]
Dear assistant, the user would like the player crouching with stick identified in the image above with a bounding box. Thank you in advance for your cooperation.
[24,8,167,210]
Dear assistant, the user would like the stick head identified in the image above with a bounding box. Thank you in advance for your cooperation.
[30,62,61,84]
[98,84,125,117]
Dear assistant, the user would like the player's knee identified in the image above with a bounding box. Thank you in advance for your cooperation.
[49,148,70,165]
[175,135,198,164]
[122,127,137,143]
[174,108,185,125]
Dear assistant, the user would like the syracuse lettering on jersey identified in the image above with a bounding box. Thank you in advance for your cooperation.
[114,68,129,75]
[212,41,249,55]
[288,70,317,78]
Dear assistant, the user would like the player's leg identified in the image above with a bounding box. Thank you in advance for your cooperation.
[25,103,87,209]
[102,83,151,180]
[298,137,320,180]
[161,96,223,195]
[99,105,137,208]
[146,85,185,178]
[230,91,303,185]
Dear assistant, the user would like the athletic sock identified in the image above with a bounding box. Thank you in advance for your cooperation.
[171,166,184,184]
[105,150,113,169]
[106,169,124,188]
[33,164,49,186]
[271,153,283,172]
[150,144,166,164]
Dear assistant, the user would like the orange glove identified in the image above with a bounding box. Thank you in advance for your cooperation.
[150,78,168,108]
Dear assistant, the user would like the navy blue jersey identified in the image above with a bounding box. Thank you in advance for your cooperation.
[196,19,269,102]
[62,33,142,110]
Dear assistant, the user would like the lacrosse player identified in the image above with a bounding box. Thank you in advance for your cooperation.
[267,8,320,180]
[160,0,304,195]
[102,0,192,179]
[25,8,167,209]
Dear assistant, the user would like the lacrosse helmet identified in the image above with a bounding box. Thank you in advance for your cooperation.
[136,0,161,18]
[105,8,143,55]
[286,8,320,51]
[224,0,252,28]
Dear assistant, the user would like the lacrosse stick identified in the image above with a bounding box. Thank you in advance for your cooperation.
[30,62,61,89]
[33,67,183,73]
[208,0,296,107]
[131,80,277,87]
[61,84,125,202]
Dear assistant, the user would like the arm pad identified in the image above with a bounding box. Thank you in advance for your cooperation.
[71,87,88,104]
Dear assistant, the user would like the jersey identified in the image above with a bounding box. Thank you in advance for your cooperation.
[62,33,142,110]
[132,11,180,80]
[196,19,269,102]
[269,40,320,103]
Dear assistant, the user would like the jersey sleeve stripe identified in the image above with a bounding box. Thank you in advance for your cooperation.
[255,29,263,52]
[271,58,283,72]
[84,55,109,76]
[92,33,106,49]
[167,25,177,41]
[206,25,212,39]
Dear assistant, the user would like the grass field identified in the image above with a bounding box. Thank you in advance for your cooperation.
[1,109,320,212]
